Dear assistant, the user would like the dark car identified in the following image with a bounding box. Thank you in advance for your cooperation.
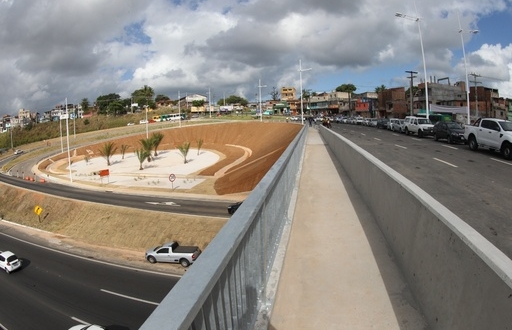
[433,121,465,144]
[376,118,389,129]
[227,201,243,215]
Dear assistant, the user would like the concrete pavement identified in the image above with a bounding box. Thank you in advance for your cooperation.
[267,127,427,329]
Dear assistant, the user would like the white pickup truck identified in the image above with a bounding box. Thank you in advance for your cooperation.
[464,118,512,160]
[145,241,201,267]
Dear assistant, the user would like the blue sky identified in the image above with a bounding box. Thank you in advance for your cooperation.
[0,0,511,116]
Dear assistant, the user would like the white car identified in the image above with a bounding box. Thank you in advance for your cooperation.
[139,119,148,124]
[14,149,24,155]
[0,251,22,274]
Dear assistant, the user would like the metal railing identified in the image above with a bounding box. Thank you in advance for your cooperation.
[140,125,307,330]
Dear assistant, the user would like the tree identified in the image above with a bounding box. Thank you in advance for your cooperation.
[151,132,164,156]
[107,100,124,116]
[192,100,205,107]
[177,142,191,164]
[270,87,280,101]
[120,144,130,159]
[217,95,248,106]
[96,93,121,115]
[197,138,203,155]
[139,138,153,162]
[335,84,357,93]
[155,94,170,103]
[132,85,155,110]
[375,85,387,93]
[98,142,117,166]
[135,149,150,170]
[81,98,90,114]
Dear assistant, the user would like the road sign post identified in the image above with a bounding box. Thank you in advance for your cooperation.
[169,173,176,189]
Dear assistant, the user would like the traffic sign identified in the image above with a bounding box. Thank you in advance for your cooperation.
[169,173,176,182]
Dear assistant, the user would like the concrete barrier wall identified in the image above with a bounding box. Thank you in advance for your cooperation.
[319,127,512,329]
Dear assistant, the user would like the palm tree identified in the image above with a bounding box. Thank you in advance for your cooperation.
[177,142,191,164]
[98,142,117,166]
[120,144,130,159]
[151,132,164,156]
[197,138,203,155]
[139,138,153,162]
[135,149,150,170]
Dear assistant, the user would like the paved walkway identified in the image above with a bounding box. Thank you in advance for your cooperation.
[268,127,427,329]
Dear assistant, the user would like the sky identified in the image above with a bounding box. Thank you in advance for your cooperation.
[0,0,511,117]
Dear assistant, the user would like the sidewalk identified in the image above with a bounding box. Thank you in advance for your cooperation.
[268,127,427,329]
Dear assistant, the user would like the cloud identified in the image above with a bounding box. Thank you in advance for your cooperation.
[0,0,511,116]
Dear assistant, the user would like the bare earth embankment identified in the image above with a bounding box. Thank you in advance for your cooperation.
[0,121,301,273]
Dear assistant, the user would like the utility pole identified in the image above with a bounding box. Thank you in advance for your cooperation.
[406,70,418,116]
[469,73,481,119]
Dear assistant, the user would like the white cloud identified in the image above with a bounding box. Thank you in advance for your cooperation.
[0,0,511,116]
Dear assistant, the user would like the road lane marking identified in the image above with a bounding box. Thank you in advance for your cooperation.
[146,201,181,206]
[374,138,381,141]
[491,158,512,166]
[71,317,91,325]
[101,289,159,305]
[442,145,459,150]
[395,144,407,149]
[433,158,458,168]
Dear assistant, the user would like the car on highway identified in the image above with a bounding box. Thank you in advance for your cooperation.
[0,251,22,274]
[68,325,106,330]
[433,121,465,144]
[228,201,243,215]
[14,149,24,155]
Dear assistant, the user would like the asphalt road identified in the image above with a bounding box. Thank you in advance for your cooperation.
[0,228,179,329]
[330,122,512,260]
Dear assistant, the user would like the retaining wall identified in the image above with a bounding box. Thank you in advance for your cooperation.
[320,127,512,329]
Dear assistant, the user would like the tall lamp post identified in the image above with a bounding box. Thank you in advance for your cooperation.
[298,59,311,125]
[457,12,478,124]
[258,79,266,122]
[396,11,429,119]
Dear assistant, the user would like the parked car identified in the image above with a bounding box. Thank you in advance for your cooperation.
[228,201,243,215]
[393,119,405,133]
[403,116,434,137]
[433,121,465,144]
[0,251,22,274]
[139,119,148,124]
[376,118,389,129]
[389,118,401,131]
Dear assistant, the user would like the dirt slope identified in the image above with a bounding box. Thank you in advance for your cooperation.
[0,122,301,270]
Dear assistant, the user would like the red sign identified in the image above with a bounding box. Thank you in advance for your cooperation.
[99,169,110,177]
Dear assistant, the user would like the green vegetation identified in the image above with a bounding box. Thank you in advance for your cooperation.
[177,142,191,164]
[98,142,118,166]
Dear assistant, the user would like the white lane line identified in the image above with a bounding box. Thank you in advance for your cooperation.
[101,289,159,306]
[442,145,459,150]
[70,317,90,325]
[491,158,512,166]
[395,144,407,149]
[433,158,458,168]
[374,138,381,141]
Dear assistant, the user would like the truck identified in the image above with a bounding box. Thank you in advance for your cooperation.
[145,241,201,267]
[403,116,434,137]
[464,118,512,160]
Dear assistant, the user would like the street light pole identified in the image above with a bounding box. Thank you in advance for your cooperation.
[457,11,478,124]
[258,79,266,122]
[396,10,429,119]
[298,59,311,125]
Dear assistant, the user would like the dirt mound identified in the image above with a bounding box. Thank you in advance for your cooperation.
[0,122,302,271]
[41,122,301,195]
